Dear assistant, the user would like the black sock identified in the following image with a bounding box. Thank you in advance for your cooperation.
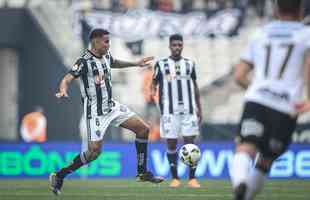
[135,139,147,174]
[57,153,85,178]
[189,166,196,179]
[167,151,178,179]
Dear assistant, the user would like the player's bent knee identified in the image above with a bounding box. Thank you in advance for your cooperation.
[87,144,102,162]
[256,158,273,173]
[167,144,177,152]
[136,125,150,138]
[268,138,286,159]
[141,123,150,133]
[83,149,101,163]
[183,136,195,144]
[143,126,150,135]
[167,139,177,151]
[235,143,258,158]
[89,149,101,161]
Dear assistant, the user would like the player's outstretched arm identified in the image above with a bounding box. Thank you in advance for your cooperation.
[111,57,154,68]
[193,80,202,124]
[296,50,310,113]
[55,73,75,98]
[150,62,161,100]
[150,79,158,98]
[234,60,252,89]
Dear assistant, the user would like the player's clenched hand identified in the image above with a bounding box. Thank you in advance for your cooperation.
[295,100,310,114]
[197,109,203,124]
[95,74,103,85]
[55,89,69,98]
[150,88,156,98]
[150,84,157,98]
[137,56,154,68]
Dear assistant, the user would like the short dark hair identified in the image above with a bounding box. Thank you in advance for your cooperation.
[276,0,302,14]
[169,34,183,43]
[89,28,109,40]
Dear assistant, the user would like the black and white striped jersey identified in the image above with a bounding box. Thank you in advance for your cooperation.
[69,49,114,119]
[153,57,197,115]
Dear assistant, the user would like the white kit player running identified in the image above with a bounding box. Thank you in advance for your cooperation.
[151,34,202,188]
[231,0,310,199]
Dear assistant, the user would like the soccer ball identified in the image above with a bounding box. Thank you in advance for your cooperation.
[179,144,201,166]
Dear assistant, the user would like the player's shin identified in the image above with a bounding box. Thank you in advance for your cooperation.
[135,138,148,174]
[167,149,179,179]
[245,167,265,200]
[56,152,88,178]
[189,166,196,179]
[230,151,253,189]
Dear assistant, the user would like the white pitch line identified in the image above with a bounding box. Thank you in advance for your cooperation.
[1,192,309,198]
[0,184,307,190]
[1,193,232,197]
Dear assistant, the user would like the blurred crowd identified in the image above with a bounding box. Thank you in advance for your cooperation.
[1,0,310,20]
[71,0,272,18]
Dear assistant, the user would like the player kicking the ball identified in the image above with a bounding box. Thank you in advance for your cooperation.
[50,28,164,195]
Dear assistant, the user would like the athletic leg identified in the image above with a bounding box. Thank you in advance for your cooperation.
[120,115,164,183]
[184,136,200,188]
[50,140,103,195]
[166,138,181,187]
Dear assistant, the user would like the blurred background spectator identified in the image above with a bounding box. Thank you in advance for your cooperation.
[20,106,47,143]
[141,66,160,141]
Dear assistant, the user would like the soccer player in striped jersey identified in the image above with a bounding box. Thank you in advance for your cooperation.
[49,28,164,195]
[151,34,202,188]
[231,0,310,199]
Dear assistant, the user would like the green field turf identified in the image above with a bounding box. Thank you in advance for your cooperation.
[0,179,309,200]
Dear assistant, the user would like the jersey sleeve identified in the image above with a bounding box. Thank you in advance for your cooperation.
[191,62,197,81]
[153,62,162,83]
[240,30,262,65]
[297,27,310,59]
[108,51,114,66]
[69,58,85,78]
[110,55,114,65]
[304,41,310,62]
[240,41,255,65]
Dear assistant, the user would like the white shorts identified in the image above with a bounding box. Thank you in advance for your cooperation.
[83,101,135,144]
[160,114,199,139]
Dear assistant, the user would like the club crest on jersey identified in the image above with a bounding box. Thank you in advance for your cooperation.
[165,74,176,81]
[95,130,101,137]
[165,74,171,81]
[95,118,100,126]
[72,64,81,72]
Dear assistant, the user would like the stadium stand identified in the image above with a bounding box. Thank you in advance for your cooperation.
[2,0,309,141]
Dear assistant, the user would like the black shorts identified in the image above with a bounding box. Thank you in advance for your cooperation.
[237,101,297,160]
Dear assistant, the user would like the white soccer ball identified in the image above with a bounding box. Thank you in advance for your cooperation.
[179,144,201,166]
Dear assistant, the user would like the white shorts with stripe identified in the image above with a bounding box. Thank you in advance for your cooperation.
[81,100,135,150]
[160,114,199,139]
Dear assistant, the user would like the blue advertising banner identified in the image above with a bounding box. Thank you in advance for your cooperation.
[0,143,309,179]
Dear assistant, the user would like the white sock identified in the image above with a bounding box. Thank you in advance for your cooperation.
[245,168,265,200]
[230,152,253,189]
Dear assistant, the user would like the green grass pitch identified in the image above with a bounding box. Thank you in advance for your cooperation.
[0,179,309,200]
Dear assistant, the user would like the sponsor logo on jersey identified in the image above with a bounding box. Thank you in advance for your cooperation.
[258,88,290,101]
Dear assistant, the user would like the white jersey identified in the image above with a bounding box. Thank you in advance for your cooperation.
[241,21,310,115]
